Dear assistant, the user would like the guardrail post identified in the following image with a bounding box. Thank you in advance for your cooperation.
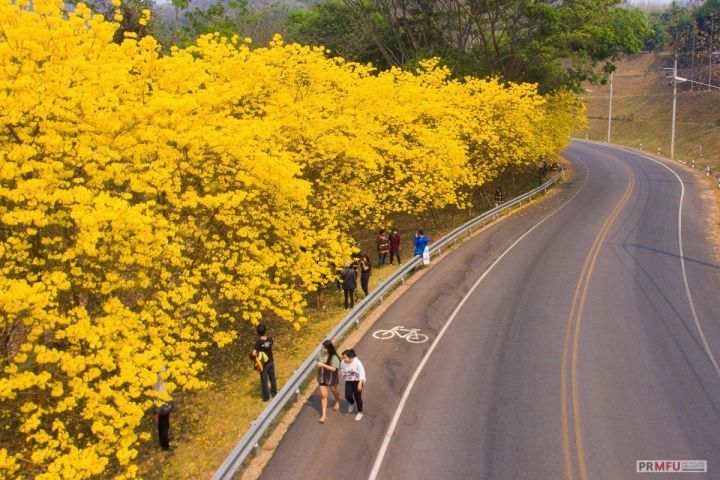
[254,442,260,455]
[295,387,300,402]
[355,318,359,328]
[401,275,405,285]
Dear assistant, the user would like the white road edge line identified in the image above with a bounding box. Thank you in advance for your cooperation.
[598,143,720,379]
[367,160,590,480]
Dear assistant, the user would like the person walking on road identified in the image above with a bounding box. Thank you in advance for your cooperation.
[251,325,277,402]
[341,349,366,421]
[389,229,401,265]
[340,261,357,309]
[359,254,371,297]
[316,340,341,423]
[376,230,390,268]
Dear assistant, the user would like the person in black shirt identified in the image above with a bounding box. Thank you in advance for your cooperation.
[251,324,277,401]
[359,254,371,297]
[340,261,357,309]
[494,186,503,206]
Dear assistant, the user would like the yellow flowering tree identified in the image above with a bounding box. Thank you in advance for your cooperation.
[0,0,583,477]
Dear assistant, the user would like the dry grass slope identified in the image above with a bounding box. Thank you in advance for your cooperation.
[579,52,720,172]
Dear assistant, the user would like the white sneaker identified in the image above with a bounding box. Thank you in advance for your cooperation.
[355,412,364,421]
[347,403,356,414]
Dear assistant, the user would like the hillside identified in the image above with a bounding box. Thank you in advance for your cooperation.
[155,0,313,22]
[579,52,720,173]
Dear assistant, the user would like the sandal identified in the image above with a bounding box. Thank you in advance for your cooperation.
[318,417,326,423]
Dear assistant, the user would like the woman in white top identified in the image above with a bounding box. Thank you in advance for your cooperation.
[340,349,366,421]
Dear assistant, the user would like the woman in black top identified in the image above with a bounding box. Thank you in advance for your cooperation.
[251,325,277,401]
[360,254,371,297]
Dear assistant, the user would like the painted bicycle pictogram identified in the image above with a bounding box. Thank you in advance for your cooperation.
[372,326,429,344]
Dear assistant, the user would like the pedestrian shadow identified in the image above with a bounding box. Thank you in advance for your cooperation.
[305,389,345,416]
[609,242,720,270]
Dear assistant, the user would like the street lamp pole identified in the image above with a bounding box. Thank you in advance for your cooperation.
[607,72,613,144]
[665,57,720,160]
[671,56,678,160]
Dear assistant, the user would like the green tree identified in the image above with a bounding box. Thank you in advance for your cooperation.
[286,0,394,68]
[81,0,157,43]
[344,0,651,91]
[178,0,249,46]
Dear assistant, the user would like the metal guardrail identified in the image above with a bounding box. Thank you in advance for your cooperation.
[212,168,564,480]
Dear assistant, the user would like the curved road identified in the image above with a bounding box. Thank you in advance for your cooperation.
[257,141,720,480]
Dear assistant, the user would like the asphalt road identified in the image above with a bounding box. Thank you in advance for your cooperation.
[258,141,720,480]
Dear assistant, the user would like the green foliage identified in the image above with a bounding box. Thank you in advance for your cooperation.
[297,0,652,91]
[149,0,292,50]
[83,0,156,42]
[286,0,392,68]
[646,0,720,73]
[175,0,249,46]
[532,0,651,90]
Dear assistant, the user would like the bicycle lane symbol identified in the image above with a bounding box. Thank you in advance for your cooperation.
[372,326,429,344]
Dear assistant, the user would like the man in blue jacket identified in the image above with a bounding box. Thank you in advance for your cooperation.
[413,230,429,256]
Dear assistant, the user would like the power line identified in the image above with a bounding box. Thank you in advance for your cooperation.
[582,93,673,99]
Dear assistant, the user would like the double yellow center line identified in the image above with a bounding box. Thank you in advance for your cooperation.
[561,160,635,480]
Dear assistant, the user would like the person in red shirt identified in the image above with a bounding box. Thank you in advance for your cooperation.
[389,229,401,265]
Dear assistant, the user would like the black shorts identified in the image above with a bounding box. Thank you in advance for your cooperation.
[317,369,338,387]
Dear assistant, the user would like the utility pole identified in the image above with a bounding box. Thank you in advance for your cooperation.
[671,56,678,160]
[607,72,613,144]
[709,15,715,90]
[691,24,697,91]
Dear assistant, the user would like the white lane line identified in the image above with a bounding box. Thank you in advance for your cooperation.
[367,159,590,480]
[587,142,720,379]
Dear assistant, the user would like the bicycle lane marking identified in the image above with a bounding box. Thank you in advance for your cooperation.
[367,159,591,480]
[372,326,430,344]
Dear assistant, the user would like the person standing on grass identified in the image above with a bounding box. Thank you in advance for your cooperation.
[154,366,175,451]
[251,325,277,402]
[341,349,366,421]
[315,276,329,310]
[351,254,361,303]
[389,229,401,265]
[316,340,342,423]
[340,261,357,309]
[413,230,429,256]
[359,253,372,297]
[376,230,390,268]
[494,186,503,207]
